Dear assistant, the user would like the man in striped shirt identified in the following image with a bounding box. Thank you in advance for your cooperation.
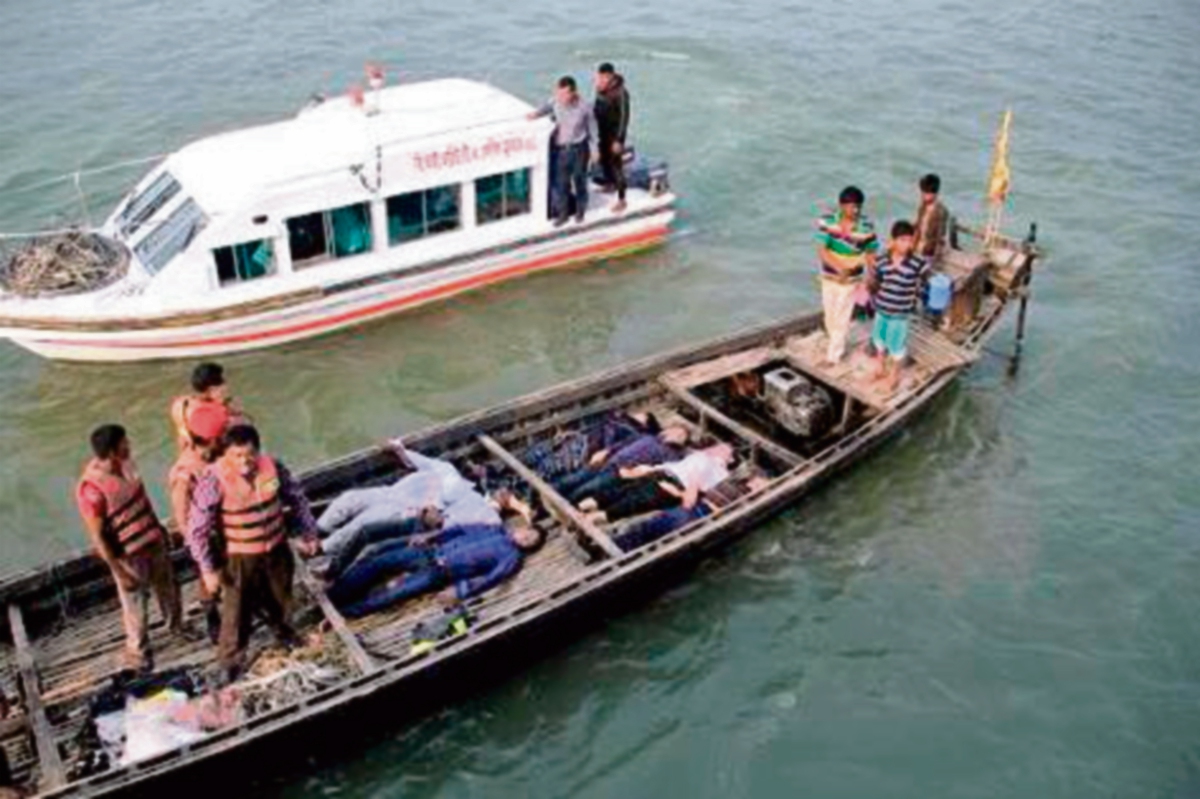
[815,186,880,365]
[870,220,930,392]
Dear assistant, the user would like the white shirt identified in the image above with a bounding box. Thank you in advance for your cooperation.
[662,451,729,492]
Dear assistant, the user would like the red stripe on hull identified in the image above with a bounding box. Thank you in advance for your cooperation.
[40,226,669,351]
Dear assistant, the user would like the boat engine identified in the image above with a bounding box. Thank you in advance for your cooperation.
[761,367,834,439]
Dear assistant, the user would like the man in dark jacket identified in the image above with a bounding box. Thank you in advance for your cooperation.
[327,518,543,618]
[593,62,631,213]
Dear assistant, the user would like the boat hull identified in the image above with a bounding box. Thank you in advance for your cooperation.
[33,313,982,799]
[1,209,673,362]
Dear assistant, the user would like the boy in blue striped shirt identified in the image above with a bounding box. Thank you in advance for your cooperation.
[870,220,930,392]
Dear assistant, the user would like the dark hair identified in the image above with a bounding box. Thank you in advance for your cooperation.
[223,423,260,451]
[642,412,662,436]
[191,362,226,393]
[891,220,916,238]
[597,62,615,75]
[90,424,127,459]
[506,516,545,551]
[838,186,865,206]
[557,75,577,92]
[919,173,941,194]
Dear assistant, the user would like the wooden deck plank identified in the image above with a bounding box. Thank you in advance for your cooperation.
[661,345,781,389]
[477,434,623,559]
[291,544,377,675]
[659,380,804,469]
[6,604,65,791]
[781,327,977,412]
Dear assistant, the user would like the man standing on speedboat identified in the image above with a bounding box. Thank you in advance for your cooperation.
[529,76,600,226]
[593,62,631,214]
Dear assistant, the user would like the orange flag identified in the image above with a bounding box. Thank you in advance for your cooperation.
[987,109,1013,203]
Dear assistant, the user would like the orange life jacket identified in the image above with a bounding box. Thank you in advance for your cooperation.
[214,455,285,556]
[79,458,164,557]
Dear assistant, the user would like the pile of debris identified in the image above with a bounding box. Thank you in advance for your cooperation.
[65,634,353,780]
[0,231,128,298]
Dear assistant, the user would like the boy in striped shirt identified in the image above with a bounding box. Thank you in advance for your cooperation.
[870,220,930,392]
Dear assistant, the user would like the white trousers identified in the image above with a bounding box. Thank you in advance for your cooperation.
[821,278,858,362]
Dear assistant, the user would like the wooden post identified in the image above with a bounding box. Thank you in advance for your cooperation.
[838,396,855,435]
[291,547,377,674]
[476,434,624,559]
[660,381,803,469]
[1013,286,1030,365]
[7,604,66,791]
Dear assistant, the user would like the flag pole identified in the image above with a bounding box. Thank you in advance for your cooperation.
[984,108,1013,247]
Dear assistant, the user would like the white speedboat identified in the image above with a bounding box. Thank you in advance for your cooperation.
[0,77,675,361]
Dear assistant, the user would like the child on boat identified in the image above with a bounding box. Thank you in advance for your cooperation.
[869,220,930,393]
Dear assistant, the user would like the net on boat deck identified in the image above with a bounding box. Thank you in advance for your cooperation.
[0,232,129,298]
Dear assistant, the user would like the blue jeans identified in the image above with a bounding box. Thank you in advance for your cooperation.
[327,540,447,618]
[614,504,710,552]
[552,464,606,498]
[326,516,423,582]
[553,143,589,222]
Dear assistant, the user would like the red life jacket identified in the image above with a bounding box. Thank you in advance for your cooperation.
[79,458,164,557]
[215,455,285,556]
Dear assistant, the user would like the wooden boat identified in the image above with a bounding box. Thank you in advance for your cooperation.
[0,222,1036,797]
[0,73,675,362]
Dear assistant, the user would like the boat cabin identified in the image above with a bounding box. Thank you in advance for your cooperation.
[103,79,557,309]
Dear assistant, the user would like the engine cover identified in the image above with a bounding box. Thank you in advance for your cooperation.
[762,367,834,439]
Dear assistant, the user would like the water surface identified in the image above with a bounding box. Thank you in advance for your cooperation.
[1,0,1198,796]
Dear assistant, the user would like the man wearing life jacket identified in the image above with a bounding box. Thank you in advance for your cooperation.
[77,424,185,673]
[168,402,230,643]
[170,362,249,453]
[184,424,319,679]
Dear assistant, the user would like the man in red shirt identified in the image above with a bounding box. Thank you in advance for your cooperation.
[77,424,186,673]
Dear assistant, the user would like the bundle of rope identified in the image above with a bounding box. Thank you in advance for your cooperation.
[0,231,128,297]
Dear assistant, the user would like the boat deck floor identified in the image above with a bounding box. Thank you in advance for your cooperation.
[656,323,977,415]
[0,642,36,788]
[781,323,977,411]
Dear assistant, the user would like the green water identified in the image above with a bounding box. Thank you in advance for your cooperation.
[2,0,1198,795]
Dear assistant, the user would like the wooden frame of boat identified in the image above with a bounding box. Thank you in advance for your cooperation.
[0,224,1036,798]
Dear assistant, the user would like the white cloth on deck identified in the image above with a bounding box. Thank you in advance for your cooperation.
[662,451,730,493]
[317,451,500,556]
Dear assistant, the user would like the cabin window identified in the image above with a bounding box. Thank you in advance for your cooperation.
[475,168,531,225]
[133,198,207,274]
[386,184,461,245]
[117,172,182,238]
[286,202,374,266]
[213,239,275,286]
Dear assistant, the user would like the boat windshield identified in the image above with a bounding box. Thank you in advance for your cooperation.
[134,198,207,274]
[116,171,182,239]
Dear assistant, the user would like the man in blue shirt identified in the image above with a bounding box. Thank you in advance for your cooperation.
[529,76,600,225]
[327,518,544,618]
